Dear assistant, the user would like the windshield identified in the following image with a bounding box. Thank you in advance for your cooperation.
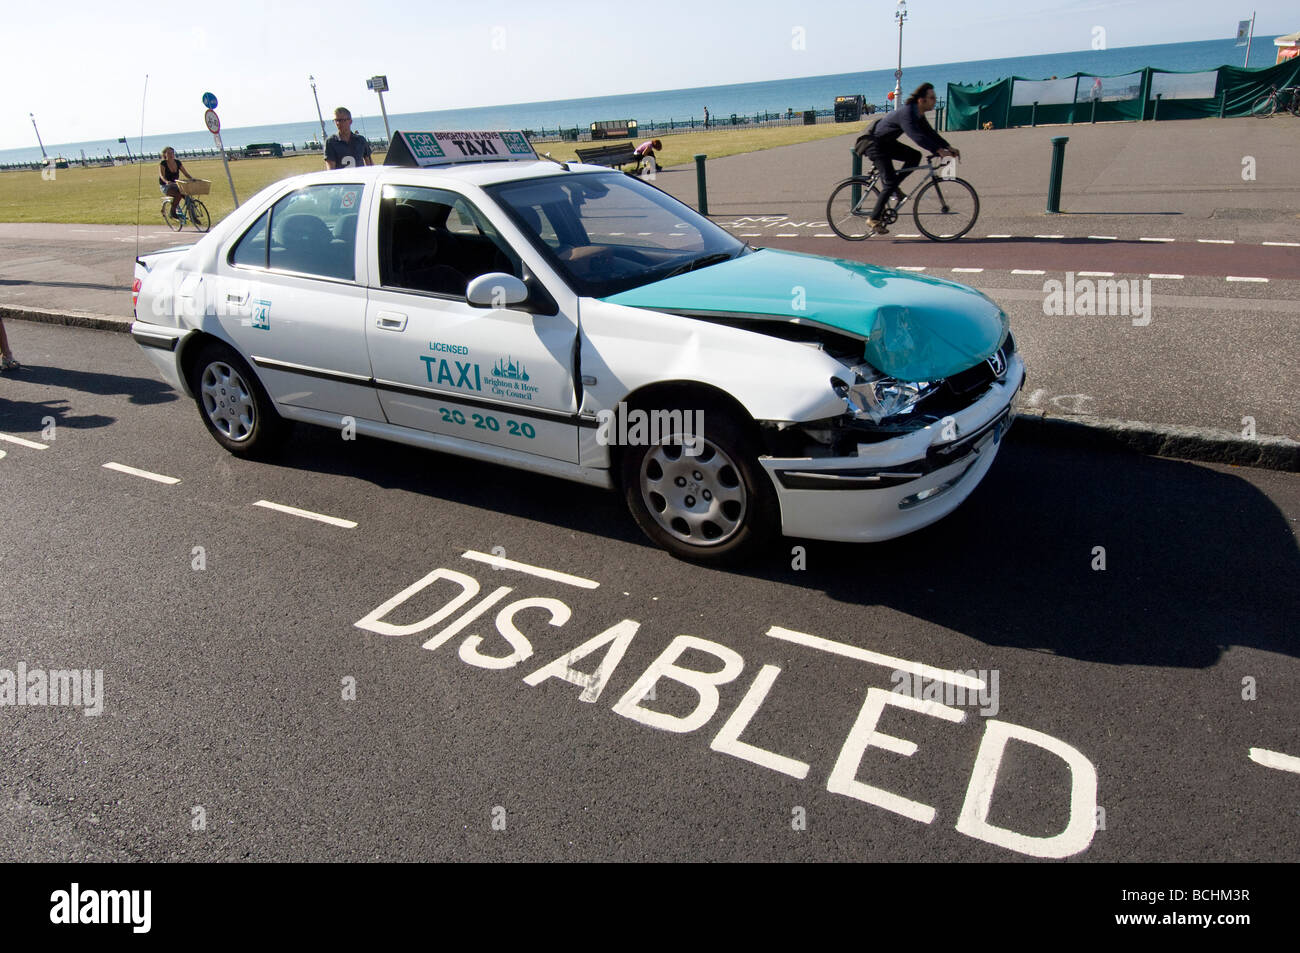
[485,172,747,297]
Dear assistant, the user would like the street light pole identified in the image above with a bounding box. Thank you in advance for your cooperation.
[309,75,328,146]
[894,1,908,109]
[30,112,47,158]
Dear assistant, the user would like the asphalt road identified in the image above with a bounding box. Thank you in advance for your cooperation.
[2,321,1298,861]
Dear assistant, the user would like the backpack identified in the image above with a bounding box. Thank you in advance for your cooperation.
[853,116,883,155]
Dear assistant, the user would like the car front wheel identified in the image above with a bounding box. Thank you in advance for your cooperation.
[619,403,778,563]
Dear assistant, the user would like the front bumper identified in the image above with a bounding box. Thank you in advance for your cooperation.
[759,353,1024,542]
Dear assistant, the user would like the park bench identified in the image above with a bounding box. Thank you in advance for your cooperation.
[575,141,639,170]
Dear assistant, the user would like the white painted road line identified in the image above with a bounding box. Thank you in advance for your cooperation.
[985,234,1011,239]
[740,233,761,237]
[1262,241,1300,247]
[1034,234,1064,239]
[775,233,798,237]
[252,499,356,528]
[1011,269,1046,275]
[1087,235,1118,240]
[896,266,927,271]
[896,233,922,238]
[767,625,986,690]
[1139,237,1175,242]
[1226,276,1269,283]
[1249,747,1300,774]
[1149,273,1184,279]
[0,432,49,450]
[1078,271,1114,277]
[814,233,835,238]
[951,267,984,273]
[1197,238,1234,244]
[462,550,600,589]
[102,462,181,485]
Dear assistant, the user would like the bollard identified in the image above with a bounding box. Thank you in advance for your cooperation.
[851,149,863,208]
[1091,99,1098,124]
[977,104,983,129]
[694,154,708,215]
[1046,136,1068,214]
[1031,101,1039,127]
[1152,93,1163,122]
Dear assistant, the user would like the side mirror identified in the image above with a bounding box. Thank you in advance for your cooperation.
[466,273,529,309]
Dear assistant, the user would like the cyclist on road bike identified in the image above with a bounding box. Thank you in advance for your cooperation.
[855,82,959,235]
[158,146,196,220]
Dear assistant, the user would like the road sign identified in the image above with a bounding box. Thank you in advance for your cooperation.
[202,91,218,109]
[895,69,903,79]
[367,75,389,92]
[204,109,220,134]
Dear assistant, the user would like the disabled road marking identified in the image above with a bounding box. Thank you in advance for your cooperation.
[252,499,355,528]
[1249,748,1300,774]
[0,432,49,450]
[766,625,985,690]
[102,462,180,484]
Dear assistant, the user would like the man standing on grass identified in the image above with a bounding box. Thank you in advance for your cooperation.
[324,107,373,169]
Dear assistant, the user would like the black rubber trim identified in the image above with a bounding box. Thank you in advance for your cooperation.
[131,329,179,351]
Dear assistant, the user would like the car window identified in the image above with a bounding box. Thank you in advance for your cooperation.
[230,210,270,268]
[378,184,520,297]
[259,183,364,281]
[486,172,745,297]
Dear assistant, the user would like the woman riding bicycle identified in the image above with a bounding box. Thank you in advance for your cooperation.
[158,147,195,220]
[856,83,959,235]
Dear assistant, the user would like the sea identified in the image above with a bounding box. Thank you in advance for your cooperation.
[0,37,1262,165]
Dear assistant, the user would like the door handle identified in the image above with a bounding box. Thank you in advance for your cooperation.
[375,311,408,331]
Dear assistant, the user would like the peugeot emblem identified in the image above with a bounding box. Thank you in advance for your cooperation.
[986,351,1006,376]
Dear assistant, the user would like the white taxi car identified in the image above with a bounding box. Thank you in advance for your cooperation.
[132,130,1023,562]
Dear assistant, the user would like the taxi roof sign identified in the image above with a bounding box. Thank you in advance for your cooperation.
[384,130,537,168]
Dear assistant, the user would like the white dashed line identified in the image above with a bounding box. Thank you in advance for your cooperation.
[775,233,798,237]
[951,267,984,273]
[669,232,685,236]
[1226,276,1268,283]
[1034,234,1064,239]
[0,432,49,450]
[1262,241,1300,247]
[740,233,761,237]
[985,234,1011,239]
[814,233,835,237]
[1197,238,1234,244]
[607,232,624,236]
[1087,235,1118,240]
[1139,237,1175,242]
[102,462,180,485]
[768,626,985,690]
[1077,271,1114,277]
[896,233,922,238]
[1149,273,1184,279]
[1011,269,1046,275]
[462,550,600,589]
[896,266,927,271]
[1249,747,1300,774]
[636,232,652,236]
[253,499,356,528]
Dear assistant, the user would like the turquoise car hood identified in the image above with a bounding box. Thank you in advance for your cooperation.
[601,248,1008,382]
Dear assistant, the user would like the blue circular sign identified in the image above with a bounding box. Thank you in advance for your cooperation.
[202,92,218,109]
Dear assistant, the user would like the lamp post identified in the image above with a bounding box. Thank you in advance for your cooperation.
[894,0,908,109]
[30,112,47,159]
[309,75,327,147]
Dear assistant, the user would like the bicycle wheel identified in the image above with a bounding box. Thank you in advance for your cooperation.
[826,177,882,240]
[162,200,183,231]
[188,199,211,232]
[911,176,979,241]
[1252,95,1275,117]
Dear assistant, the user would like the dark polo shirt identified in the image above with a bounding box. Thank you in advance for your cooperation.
[325,133,372,168]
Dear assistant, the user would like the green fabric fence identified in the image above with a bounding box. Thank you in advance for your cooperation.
[945,59,1300,130]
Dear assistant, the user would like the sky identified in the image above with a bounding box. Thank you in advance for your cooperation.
[2,0,1296,150]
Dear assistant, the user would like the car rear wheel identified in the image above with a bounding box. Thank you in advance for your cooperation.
[619,401,778,563]
[189,341,287,458]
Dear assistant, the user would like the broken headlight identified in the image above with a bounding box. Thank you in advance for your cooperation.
[832,364,939,424]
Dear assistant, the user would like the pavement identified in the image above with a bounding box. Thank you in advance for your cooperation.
[1,320,1298,863]
[0,117,1297,468]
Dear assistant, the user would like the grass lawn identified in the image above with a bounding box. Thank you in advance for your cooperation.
[0,122,861,226]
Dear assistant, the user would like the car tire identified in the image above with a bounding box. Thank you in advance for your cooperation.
[619,400,779,563]
[189,340,287,458]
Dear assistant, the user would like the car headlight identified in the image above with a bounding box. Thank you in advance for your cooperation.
[833,366,938,423]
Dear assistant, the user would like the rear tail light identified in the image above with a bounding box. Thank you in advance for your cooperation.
[132,278,141,316]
